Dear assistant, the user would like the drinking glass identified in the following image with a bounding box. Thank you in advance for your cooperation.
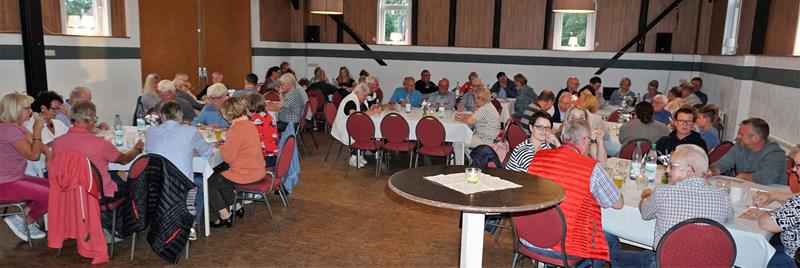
[214,128,223,141]
[465,167,481,184]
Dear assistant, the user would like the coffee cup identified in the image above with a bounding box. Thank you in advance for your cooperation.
[730,187,747,203]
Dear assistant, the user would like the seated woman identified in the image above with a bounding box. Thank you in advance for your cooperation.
[0,93,49,241]
[696,104,721,149]
[456,85,501,148]
[140,73,161,114]
[576,93,618,156]
[23,91,69,177]
[193,83,230,128]
[243,93,279,167]
[618,102,670,146]
[505,111,560,172]
[207,97,266,228]
[754,146,800,267]
[557,106,607,163]
[330,84,381,168]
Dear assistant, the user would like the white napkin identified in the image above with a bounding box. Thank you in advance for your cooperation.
[424,172,522,195]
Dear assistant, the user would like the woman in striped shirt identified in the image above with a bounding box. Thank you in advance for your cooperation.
[505,111,561,172]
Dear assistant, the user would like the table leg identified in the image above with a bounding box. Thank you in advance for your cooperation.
[460,212,485,268]
[454,142,465,165]
[203,162,213,237]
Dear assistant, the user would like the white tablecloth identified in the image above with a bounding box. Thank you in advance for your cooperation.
[370,109,473,165]
[495,98,515,123]
[602,158,785,268]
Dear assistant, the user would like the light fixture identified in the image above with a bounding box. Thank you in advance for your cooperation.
[66,15,81,29]
[80,15,96,29]
[309,0,343,15]
[389,32,403,42]
[553,0,596,13]
[568,36,579,47]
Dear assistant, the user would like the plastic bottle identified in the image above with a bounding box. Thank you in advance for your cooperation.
[113,114,124,147]
[644,143,658,182]
[629,141,642,180]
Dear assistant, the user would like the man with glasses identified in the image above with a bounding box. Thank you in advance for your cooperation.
[608,144,732,267]
[708,118,787,185]
[655,107,707,154]
[192,83,229,128]
[651,95,671,125]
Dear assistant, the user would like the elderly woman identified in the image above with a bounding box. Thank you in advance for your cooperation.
[331,84,381,167]
[140,73,161,113]
[643,80,661,103]
[456,85,501,148]
[193,83,230,128]
[244,93,279,167]
[753,146,800,267]
[23,91,69,177]
[619,102,670,146]
[558,106,607,163]
[506,111,561,172]
[207,97,266,228]
[0,93,49,241]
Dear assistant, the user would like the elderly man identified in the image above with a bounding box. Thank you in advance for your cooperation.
[691,77,708,105]
[651,94,671,125]
[232,73,259,97]
[415,69,438,95]
[457,78,483,112]
[680,82,702,106]
[553,90,572,123]
[555,76,580,104]
[174,73,204,110]
[709,118,787,185]
[655,107,707,154]
[55,86,92,126]
[197,71,224,99]
[155,80,196,121]
[518,120,623,266]
[193,83,230,128]
[272,73,305,132]
[512,73,537,117]
[389,76,423,107]
[364,75,384,108]
[609,144,732,267]
[519,90,555,131]
[609,77,636,106]
[426,78,455,110]
[490,72,518,98]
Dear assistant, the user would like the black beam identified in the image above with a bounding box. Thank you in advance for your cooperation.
[328,15,387,66]
[595,0,684,75]
[19,0,48,96]
[335,15,344,43]
[448,0,457,46]
[290,0,300,10]
[543,0,553,49]
[750,0,771,54]
[636,0,649,52]
[412,0,419,45]
[492,0,502,48]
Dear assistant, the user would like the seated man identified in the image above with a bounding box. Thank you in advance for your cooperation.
[365,75,384,108]
[651,94,671,125]
[425,78,455,110]
[388,76,423,107]
[708,118,787,185]
[273,73,304,132]
[457,78,484,112]
[655,107,707,154]
[520,120,624,266]
[174,73,205,110]
[609,144,732,268]
[512,73,537,118]
[414,69,438,95]
[231,73,259,97]
[519,89,555,131]
[490,71,518,98]
[193,83,230,128]
[154,80,197,121]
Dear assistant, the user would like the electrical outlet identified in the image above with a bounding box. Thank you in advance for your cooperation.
[44,49,56,56]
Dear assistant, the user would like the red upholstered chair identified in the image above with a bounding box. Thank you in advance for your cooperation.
[708,141,734,165]
[491,99,502,114]
[296,102,318,154]
[618,139,652,160]
[323,103,343,162]
[263,90,280,102]
[414,116,454,167]
[380,113,415,173]
[332,92,343,108]
[307,89,326,126]
[0,200,31,248]
[90,162,127,258]
[788,158,800,193]
[656,218,736,268]
[345,112,384,178]
[505,122,528,155]
[511,205,585,268]
[232,136,297,232]
[606,111,620,122]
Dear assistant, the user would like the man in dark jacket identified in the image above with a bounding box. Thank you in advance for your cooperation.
[656,108,707,154]
[415,69,438,95]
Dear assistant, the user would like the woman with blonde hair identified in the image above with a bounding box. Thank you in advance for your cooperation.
[558,106,607,162]
[0,92,49,241]
[140,73,161,112]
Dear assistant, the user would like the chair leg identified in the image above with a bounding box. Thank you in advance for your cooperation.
[408,151,414,169]
[130,232,136,261]
[345,149,351,177]
[414,152,419,168]
[511,252,520,268]
[22,212,32,248]
[297,134,308,155]
[108,209,117,257]
[309,131,318,149]
[263,194,279,232]
[184,240,189,260]
[279,187,296,218]
[375,150,382,180]
[336,143,344,158]
[324,141,335,161]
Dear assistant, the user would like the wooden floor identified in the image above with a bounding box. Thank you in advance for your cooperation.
[0,131,518,267]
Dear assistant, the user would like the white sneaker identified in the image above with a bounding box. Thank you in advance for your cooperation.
[242,193,253,204]
[358,155,368,165]
[189,228,197,241]
[349,155,364,168]
[4,215,31,241]
[27,222,45,239]
[103,228,123,243]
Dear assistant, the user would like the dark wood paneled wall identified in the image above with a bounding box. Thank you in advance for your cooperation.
[0,0,21,32]
[41,0,62,34]
[595,0,641,52]
[499,0,546,49]
[454,0,494,48]
[736,0,757,55]
[417,0,450,46]
[764,0,800,55]
[344,0,377,44]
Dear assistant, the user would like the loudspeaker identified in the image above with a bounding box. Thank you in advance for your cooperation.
[655,32,672,53]
[305,25,320,43]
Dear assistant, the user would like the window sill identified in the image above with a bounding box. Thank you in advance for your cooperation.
[0,31,129,39]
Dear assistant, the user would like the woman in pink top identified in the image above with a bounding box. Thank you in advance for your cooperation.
[0,93,49,241]
[207,97,266,228]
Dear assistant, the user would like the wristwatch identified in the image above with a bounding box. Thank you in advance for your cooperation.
[590,138,597,144]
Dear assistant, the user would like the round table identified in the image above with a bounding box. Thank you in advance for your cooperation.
[388,165,565,268]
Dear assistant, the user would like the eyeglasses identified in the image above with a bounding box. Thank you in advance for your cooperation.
[532,125,551,132]
[669,162,695,173]
[674,119,693,125]
[22,106,31,110]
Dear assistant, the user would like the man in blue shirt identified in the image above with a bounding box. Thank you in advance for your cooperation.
[389,76,423,107]
[652,94,672,125]
[193,83,230,128]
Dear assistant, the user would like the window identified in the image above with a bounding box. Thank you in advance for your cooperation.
[377,0,411,45]
[552,13,596,51]
[62,0,111,36]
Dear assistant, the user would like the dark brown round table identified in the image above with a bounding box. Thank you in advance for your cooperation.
[388,165,565,268]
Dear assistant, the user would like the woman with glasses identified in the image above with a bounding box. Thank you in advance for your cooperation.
[23,91,70,177]
[0,92,50,241]
[655,107,708,155]
[753,146,800,267]
[505,111,561,172]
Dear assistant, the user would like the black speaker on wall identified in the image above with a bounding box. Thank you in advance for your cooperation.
[655,32,672,53]
[305,25,320,43]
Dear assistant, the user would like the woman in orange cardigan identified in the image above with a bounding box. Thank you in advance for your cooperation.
[207,97,266,228]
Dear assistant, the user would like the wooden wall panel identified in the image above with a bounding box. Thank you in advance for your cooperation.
[260,0,293,42]
[41,0,62,34]
[204,0,252,89]
[707,0,728,55]
[735,0,756,55]
[695,0,714,54]
[110,0,127,37]
[595,0,640,52]
[0,0,20,32]
[764,0,800,56]
[671,1,701,53]
[307,13,338,43]
[289,0,306,42]
[139,0,200,86]
[455,0,494,48]
[344,0,377,44]
[417,0,449,46]
[499,0,546,49]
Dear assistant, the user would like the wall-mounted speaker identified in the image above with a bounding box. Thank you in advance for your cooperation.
[656,32,672,53]
[305,25,320,43]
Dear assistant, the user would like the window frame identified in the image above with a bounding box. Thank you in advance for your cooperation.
[551,12,596,51]
[376,0,412,45]
[61,0,112,37]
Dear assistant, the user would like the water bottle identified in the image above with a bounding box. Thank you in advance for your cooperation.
[629,141,643,180]
[113,114,124,147]
[136,117,146,140]
[455,81,461,96]
[644,143,658,182]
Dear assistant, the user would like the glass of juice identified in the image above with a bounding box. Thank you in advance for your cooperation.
[465,167,481,184]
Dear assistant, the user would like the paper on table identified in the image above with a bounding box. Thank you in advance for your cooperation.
[424,173,522,195]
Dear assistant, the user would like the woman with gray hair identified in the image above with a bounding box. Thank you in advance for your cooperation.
[331,83,382,167]
[192,83,230,128]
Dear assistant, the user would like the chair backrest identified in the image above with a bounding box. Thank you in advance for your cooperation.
[415,116,446,148]
[511,205,569,268]
[128,155,150,179]
[298,102,311,130]
[618,138,652,160]
[275,136,297,179]
[324,103,337,126]
[656,218,736,268]
[708,141,734,165]
[89,161,104,198]
[505,122,527,151]
[606,111,620,122]
[788,157,800,193]
[346,112,376,144]
[380,113,410,144]
[332,92,343,108]
[491,99,502,114]
[264,90,280,101]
